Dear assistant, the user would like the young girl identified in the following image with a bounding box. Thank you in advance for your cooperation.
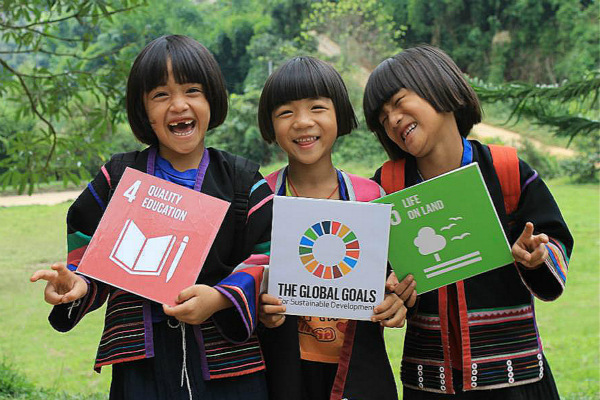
[256,56,405,400]
[363,45,573,399]
[30,35,273,400]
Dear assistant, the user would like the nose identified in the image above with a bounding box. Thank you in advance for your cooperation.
[169,94,189,113]
[389,108,403,127]
[292,110,315,129]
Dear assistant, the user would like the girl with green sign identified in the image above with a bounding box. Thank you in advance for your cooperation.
[363,45,573,399]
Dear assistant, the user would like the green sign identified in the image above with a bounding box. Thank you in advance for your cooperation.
[373,163,513,294]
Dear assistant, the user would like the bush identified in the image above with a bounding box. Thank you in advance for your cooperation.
[517,139,562,179]
[560,151,600,183]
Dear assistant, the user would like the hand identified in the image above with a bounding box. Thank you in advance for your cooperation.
[258,293,286,328]
[512,222,549,270]
[394,274,417,308]
[163,284,232,325]
[372,292,407,328]
[30,262,88,305]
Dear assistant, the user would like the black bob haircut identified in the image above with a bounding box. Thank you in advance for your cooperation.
[363,45,482,160]
[126,35,228,146]
[258,56,357,143]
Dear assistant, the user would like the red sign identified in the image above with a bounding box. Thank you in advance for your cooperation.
[78,168,230,306]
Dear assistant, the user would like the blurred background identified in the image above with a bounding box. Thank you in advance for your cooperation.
[0,1,597,399]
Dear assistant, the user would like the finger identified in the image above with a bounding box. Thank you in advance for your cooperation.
[163,301,193,318]
[260,293,282,306]
[522,222,535,239]
[176,285,201,304]
[528,246,548,267]
[406,290,418,308]
[30,270,58,283]
[62,278,87,303]
[397,280,417,302]
[261,304,286,315]
[531,233,549,248]
[373,295,402,321]
[271,315,286,327]
[393,274,414,296]
[53,263,74,278]
[381,306,407,328]
[44,283,64,305]
[385,271,399,291]
[511,244,531,263]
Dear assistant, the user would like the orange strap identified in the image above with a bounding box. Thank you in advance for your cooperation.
[488,144,520,215]
[381,159,406,193]
[381,146,520,215]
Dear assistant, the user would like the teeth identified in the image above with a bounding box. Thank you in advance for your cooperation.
[295,136,317,143]
[401,123,417,141]
[168,119,194,127]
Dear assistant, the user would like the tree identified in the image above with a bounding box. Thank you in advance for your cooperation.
[471,72,600,182]
[0,0,146,194]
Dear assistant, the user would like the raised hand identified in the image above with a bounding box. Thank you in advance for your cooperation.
[162,284,232,325]
[258,293,286,328]
[30,262,88,305]
[512,222,549,270]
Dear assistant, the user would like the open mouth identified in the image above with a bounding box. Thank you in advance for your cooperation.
[401,122,417,142]
[294,136,319,145]
[168,119,196,136]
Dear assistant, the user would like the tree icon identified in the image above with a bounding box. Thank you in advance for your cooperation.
[414,227,447,262]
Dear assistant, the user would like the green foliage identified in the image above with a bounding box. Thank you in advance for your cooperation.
[391,0,599,83]
[301,0,403,69]
[0,0,147,194]
[208,89,284,165]
[472,72,600,145]
[517,139,562,179]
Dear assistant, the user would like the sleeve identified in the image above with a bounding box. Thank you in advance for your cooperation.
[48,163,113,332]
[511,159,573,301]
[212,172,273,342]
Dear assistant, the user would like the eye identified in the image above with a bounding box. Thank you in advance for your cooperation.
[311,104,328,111]
[151,91,167,100]
[275,109,292,118]
[187,87,203,94]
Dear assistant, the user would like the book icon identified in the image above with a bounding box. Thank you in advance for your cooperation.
[109,219,188,281]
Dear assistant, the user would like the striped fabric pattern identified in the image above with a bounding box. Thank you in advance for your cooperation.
[66,231,91,271]
[94,290,148,371]
[544,238,569,287]
[401,305,544,393]
[198,319,265,379]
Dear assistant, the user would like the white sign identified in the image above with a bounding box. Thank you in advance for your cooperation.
[268,196,392,320]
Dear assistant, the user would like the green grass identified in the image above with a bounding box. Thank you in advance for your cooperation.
[384,180,600,399]
[0,180,597,398]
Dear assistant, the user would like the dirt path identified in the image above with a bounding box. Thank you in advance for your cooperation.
[471,123,576,158]
[0,190,80,207]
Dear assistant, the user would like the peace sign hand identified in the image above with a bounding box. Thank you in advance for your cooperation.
[30,263,88,305]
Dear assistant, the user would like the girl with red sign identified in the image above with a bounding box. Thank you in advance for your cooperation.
[30,35,274,400]
[363,45,573,399]
[254,56,412,400]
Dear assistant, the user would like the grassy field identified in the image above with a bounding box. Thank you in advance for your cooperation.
[0,179,597,398]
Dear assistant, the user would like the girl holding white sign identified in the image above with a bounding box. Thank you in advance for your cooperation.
[255,56,407,400]
[30,35,274,400]
[363,45,573,399]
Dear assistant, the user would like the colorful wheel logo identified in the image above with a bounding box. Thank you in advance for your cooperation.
[298,220,360,279]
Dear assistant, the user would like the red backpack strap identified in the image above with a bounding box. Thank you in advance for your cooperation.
[381,159,407,194]
[488,144,520,215]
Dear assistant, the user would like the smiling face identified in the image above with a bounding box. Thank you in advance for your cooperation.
[143,62,210,171]
[379,89,457,160]
[272,97,338,168]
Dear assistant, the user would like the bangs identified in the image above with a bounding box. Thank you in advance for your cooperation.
[138,37,211,94]
[262,57,335,112]
[363,58,405,130]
